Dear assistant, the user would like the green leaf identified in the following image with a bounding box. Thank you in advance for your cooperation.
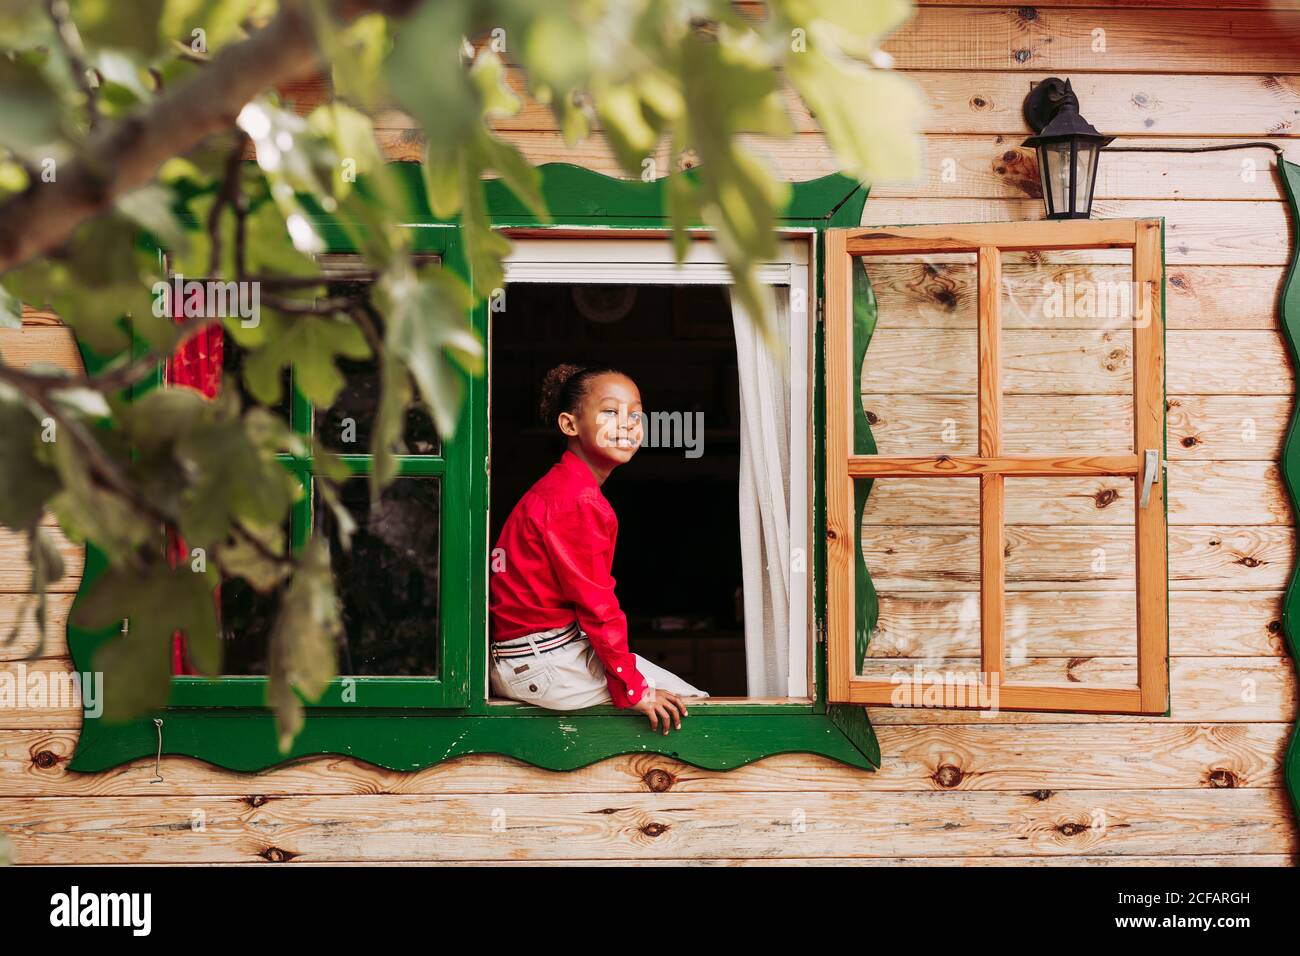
[175,400,297,548]
[71,0,164,56]
[0,53,62,152]
[116,184,190,257]
[0,282,22,329]
[0,390,60,530]
[785,48,922,185]
[216,521,290,593]
[376,265,481,440]
[240,310,371,408]
[77,560,220,720]
[480,133,548,222]
[267,535,340,751]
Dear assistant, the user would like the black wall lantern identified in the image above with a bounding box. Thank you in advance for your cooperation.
[1023,77,1113,220]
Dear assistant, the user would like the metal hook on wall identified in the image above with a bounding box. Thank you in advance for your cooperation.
[150,717,165,784]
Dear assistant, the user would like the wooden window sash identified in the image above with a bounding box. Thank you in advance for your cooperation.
[825,220,1169,715]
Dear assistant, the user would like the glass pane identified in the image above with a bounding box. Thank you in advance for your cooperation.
[1000,248,1135,454]
[1043,142,1070,216]
[321,475,441,676]
[1004,475,1138,686]
[857,253,979,456]
[1073,142,1098,215]
[315,281,441,455]
[218,523,291,675]
[858,478,983,699]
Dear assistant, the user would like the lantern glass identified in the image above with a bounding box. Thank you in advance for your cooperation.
[1071,139,1099,216]
[1036,137,1100,219]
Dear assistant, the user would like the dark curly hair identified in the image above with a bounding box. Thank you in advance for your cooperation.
[538,363,626,428]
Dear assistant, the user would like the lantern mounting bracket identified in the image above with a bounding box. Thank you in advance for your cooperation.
[1024,76,1073,133]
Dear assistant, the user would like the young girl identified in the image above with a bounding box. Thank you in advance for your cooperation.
[489,363,709,734]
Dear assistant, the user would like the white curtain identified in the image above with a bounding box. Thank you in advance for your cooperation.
[731,285,791,697]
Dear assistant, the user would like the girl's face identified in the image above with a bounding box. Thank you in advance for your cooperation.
[558,372,644,468]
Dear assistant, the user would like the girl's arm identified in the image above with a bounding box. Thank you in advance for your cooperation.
[541,493,648,708]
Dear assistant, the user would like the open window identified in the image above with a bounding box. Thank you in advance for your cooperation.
[823,219,1169,714]
[488,236,814,701]
[67,165,886,775]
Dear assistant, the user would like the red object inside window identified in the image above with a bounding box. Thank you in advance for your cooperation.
[165,290,223,675]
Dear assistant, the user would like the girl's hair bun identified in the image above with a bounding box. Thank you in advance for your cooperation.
[539,363,585,426]
[538,362,626,428]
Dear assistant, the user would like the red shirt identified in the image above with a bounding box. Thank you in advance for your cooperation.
[490,450,647,708]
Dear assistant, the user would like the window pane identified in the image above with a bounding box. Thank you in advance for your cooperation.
[857,477,982,698]
[320,475,441,676]
[218,524,291,676]
[857,253,979,456]
[315,282,441,455]
[1003,475,1138,686]
[1000,249,1135,454]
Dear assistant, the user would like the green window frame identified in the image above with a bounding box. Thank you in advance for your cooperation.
[67,163,881,775]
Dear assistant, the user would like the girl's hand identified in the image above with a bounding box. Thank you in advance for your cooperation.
[633,690,688,735]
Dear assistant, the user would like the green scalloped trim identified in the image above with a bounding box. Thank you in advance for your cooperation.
[1273,159,1300,828]
[68,711,877,774]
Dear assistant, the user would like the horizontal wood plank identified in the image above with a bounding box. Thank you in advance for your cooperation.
[0,721,1288,796]
[0,787,1291,863]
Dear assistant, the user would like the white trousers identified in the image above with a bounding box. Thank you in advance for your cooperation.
[490,633,709,711]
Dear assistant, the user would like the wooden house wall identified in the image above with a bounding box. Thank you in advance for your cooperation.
[0,0,1296,865]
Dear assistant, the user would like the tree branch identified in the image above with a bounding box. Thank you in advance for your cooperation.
[0,0,394,275]
[45,0,99,131]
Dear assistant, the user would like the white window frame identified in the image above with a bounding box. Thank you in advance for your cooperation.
[498,232,814,699]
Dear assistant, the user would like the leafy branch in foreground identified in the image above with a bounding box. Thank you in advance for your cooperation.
[0,0,919,749]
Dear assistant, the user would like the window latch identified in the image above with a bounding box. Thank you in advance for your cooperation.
[1139,449,1161,508]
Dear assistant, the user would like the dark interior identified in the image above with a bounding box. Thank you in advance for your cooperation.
[490,283,748,696]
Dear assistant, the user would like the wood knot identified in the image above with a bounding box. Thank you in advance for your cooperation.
[259,846,297,863]
[1132,92,1151,108]
[242,794,269,808]
[970,95,989,111]
[933,764,963,788]
[1206,768,1239,788]
[32,749,59,769]
[1029,789,1054,801]
[1017,6,1039,21]
[865,410,880,425]
[1002,150,1019,163]
[1180,435,1201,448]
[642,769,674,792]
[1168,273,1188,290]
[639,822,670,838]
[1056,821,1088,836]
[1093,488,1118,508]
[1235,554,1264,568]
[825,528,838,540]
[1013,48,1033,63]
[1268,619,1281,634]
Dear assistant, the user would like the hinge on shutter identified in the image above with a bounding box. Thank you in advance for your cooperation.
[816,298,824,324]
[816,617,827,643]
